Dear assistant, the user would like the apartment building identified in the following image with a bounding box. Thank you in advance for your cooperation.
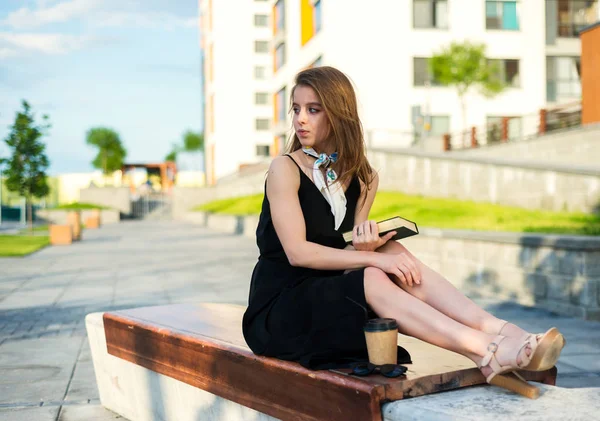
[199,0,273,183]
[201,0,599,183]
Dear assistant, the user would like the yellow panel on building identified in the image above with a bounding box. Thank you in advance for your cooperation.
[300,0,315,46]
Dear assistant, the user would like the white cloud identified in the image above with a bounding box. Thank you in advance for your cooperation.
[93,11,199,30]
[0,32,96,56]
[2,0,102,29]
[2,0,198,30]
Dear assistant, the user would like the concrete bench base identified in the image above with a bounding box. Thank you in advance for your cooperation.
[86,312,275,421]
[382,382,600,420]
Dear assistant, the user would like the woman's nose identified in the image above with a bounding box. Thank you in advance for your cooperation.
[297,108,307,123]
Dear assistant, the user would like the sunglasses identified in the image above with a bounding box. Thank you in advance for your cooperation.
[351,363,407,378]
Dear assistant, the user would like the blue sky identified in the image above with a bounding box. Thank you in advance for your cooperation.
[0,0,202,174]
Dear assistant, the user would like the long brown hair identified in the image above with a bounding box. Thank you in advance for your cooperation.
[286,66,374,205]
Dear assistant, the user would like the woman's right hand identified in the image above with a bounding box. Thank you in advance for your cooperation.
[375,253,421,287]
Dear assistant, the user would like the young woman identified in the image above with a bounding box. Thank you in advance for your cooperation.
[242,66,565,397]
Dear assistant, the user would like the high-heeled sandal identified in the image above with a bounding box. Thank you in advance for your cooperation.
[495,320,566,372]
[479,335,540,399]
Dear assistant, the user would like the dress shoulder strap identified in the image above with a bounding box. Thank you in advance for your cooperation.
[284,154,302,170]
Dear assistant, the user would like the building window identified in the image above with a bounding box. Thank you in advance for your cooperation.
[485,1,519,30]
[413,57,439,86]
[255,40,269,53]
[486,116,522,141]
[314,0,322,33]
[256,144,270,157]
[275,42,286,70]
[254,14,269,27]
[489,59,520,87]
[255,93,269,105]
[428,116,450,136]
[275,0,285,32]
[557,0,598,37]
[414,114,450,141]
[276,87,287,122]
[546,56,582,102]
[413,0,448,29]
[254,66,266,79]
[256,118,270,130]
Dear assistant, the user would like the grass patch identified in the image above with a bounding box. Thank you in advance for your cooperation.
[0,235,50,257]
[369,192,600,236]
[193,194,264,215]
[19,224,49,234]
[53,202,110,210]
[194,191,600,236]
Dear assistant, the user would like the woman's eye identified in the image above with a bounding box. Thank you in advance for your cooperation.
[309,108,319,113]
[292,107,299,114]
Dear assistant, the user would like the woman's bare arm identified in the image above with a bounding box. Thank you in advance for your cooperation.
[267,156,379,270]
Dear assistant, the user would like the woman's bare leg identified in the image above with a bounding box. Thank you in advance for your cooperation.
[376,241,529,338]
[363,267,531,375]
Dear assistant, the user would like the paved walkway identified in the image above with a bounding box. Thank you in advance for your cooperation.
[0,220,599,421]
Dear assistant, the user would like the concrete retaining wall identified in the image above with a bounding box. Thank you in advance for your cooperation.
[368,149,600,213]
[37,209,121,225]
[452,124,600,166]
[173,150,600,218]
[79,187,132,215]
[183,211,600,321]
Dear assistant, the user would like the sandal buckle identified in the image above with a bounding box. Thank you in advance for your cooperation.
[487,342,498,353]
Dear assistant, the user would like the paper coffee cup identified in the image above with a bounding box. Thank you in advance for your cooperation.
[364,318,398,366]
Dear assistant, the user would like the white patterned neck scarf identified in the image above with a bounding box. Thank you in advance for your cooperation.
[302,147,347,230]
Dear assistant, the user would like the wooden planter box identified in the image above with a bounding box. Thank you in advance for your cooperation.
[67,211,82,241]
[49,224,73,245]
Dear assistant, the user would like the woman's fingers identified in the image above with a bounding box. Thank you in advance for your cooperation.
[410,262,421,285]
[399,263,413,286]
[393,269,407,286]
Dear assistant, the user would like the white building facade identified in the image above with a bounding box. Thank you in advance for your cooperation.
[202,0,599,183]
[199,0,274,184]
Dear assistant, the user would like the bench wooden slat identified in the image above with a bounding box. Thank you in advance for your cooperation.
[103,303,557,421]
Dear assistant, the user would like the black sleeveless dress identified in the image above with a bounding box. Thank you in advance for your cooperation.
[242,155,411,369]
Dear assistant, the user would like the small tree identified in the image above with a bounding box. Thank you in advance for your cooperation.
[85,127,127,176]
[429,41,505,136]
[165,130,203,162]
[3,100,51,232]
[183,130,203,151]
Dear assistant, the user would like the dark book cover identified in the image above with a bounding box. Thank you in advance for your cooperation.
[342,216,419,244]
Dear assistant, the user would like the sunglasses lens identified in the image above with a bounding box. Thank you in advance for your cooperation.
[352,363,372,376]
[380,364,406,378]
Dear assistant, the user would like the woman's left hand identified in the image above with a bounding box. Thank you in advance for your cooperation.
[352,220,396,252]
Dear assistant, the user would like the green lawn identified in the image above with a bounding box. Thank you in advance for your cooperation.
[0,235,50,257]
[194,191,600,236]
[53,202,110,210]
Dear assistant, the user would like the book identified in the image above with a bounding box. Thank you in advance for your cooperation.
[342,216,419,244]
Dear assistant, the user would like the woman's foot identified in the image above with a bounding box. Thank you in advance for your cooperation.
[477,334,533,381]
[485,319,565,371]
[477,334,540,399]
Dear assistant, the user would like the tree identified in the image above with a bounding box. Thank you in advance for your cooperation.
[165,142,181,162]
[183,130,203,151]
[85,127,127,176]
[164,130,203,162]
[3,100,51,232]
[429,41,505,137]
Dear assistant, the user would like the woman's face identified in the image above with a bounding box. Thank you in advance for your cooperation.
[292,85,331,153]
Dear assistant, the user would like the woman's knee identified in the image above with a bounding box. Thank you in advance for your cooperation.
[364,267,397,305]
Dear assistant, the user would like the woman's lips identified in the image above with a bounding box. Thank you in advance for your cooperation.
[297,129,309,137]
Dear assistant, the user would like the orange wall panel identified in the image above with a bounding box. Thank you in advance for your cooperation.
[582,24,600,125]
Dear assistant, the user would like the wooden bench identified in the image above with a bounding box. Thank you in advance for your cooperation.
[93,303,556,421]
